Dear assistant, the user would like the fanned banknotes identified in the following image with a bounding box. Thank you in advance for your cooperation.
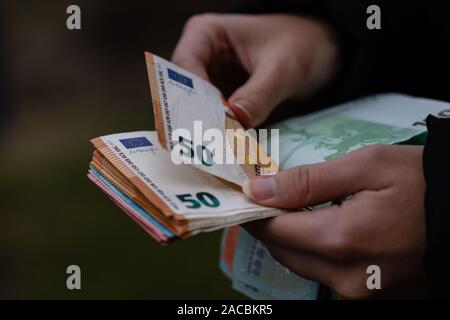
[88,131,283,242]
[145,52,278,186]
[88,52,284,243]
[87,51,450,298]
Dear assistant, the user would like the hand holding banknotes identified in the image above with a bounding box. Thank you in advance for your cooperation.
[243,145,426,298]
[172,14,339,128]
[88,47,441,297]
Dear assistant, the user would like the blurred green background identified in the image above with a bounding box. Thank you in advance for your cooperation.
[0,0,245,299]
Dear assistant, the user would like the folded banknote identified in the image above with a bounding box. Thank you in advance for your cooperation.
[145,52,278,186]
[88,52,288,242]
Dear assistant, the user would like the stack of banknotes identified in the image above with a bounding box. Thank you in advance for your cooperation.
[88,52,282,243]
[88,52,449,299]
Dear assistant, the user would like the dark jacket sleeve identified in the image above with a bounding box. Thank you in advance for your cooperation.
[233,0,450,298]
[424,116,450,298]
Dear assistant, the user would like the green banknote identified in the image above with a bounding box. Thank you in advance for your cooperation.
[276,93,444,169]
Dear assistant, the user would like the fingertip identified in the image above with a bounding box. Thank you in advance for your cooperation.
[242,176,276,202]
[227,101,253,129]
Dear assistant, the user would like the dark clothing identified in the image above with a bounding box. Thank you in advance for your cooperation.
[234,0,450,298]
[424,115,450,298]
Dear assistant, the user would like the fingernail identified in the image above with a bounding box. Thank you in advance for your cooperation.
[229,100,253,128]
[232,101,253,121]
[242,176,275,201]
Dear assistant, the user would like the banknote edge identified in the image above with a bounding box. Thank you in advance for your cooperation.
[145,52,168,150]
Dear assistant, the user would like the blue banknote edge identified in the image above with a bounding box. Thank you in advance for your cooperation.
[89,166,175,238]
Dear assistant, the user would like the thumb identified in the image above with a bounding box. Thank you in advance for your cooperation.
[228,62,291,128]
[242,151,372,209]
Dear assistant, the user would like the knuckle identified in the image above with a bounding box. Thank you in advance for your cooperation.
[334,278,371,300]
[290,166,313,205]
[184,13,218,30]
[359,144,388,163]
[325,223,361,260]
[171,55,196,70]
[347,144,390,177]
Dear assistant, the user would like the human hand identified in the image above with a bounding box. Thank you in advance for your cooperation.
[242,145,426,298]
[172,13,339,128]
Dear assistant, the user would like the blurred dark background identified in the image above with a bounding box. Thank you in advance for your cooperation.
[0,0,245,299]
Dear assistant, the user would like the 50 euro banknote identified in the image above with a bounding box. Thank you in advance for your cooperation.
[88,131,285,243]
[145,52,278,187]
[87,52,285,243]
